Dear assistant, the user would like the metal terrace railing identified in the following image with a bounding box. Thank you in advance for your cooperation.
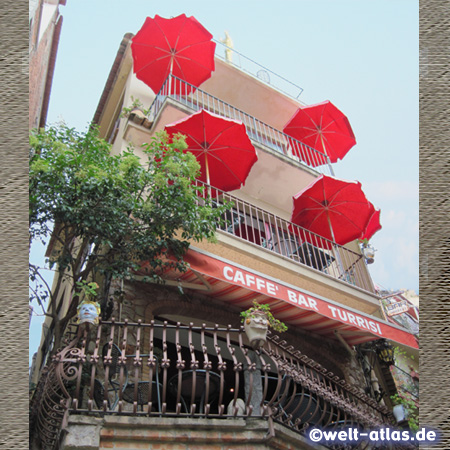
[194,181,375,294]
[151,74,334,176]
[32,321,397,450]
[213,38,304,100]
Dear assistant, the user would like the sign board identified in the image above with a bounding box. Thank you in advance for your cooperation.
[386,300,410,317]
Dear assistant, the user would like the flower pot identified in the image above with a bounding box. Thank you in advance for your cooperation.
[393,404,409,423]
[244,311,269,349]
[77,301,100,326]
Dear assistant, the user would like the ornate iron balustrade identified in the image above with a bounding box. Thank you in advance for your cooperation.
[150,74,334,176]
[194,180,375,294]
[32,320,397,450]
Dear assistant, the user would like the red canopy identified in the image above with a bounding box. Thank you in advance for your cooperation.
[137,248,419,349]
[131,14,216,94]
[361,208,382,241]
[290,175,375,247]
[165,109,257,192]
[283,101,356,166]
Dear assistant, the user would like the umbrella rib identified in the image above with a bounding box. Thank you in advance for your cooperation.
[154,19,174,54]
[201,144,256,154]
[206,122,242,147]
[135,53,172,75]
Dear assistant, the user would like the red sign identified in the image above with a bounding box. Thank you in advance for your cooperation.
[184,249,418,349]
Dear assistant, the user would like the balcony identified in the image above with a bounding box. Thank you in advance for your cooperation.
[148,74,334,176]
[194,180,374,294]
[31,320,396,450]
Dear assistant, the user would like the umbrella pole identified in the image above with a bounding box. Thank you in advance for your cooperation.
[327,214,345,278]
[205,153,211,186]
[168,57,174,95]
[320,134,335,176]
[205,153,212,198]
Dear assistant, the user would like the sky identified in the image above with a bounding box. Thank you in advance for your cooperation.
[30,1,418,361]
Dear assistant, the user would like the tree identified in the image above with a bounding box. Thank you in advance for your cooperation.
[30,123,230,353]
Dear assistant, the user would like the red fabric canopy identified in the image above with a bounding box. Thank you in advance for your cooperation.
[283,101,356,166]
[361,208,382,241]
[290,175,375,247]
[131,14,216,94]
[165,109,257,192]
[138,248,418,349]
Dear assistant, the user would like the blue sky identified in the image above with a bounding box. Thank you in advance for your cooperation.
[30,1,418,360]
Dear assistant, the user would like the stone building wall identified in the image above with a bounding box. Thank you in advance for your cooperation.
[62,415,326,450]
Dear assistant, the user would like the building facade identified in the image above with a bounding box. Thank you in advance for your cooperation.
[30,30,419,450]
[29,0,66,130]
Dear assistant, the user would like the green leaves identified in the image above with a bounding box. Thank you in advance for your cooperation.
[30,123,230,300]
[240,300,288,333]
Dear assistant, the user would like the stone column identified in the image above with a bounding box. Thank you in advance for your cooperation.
[244,350,263,416]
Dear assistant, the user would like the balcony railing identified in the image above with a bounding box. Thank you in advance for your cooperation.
[31,320,396,450]
[194,180,375,294]
[391,365,419,400]
[150,74,334,176]
[213,39,304,100]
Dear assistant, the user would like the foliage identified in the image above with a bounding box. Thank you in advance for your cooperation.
[73,281,99,300]
[120,96,152,118]
[29,123,230,350]
[391,392,419,432]
[240,300,288,333]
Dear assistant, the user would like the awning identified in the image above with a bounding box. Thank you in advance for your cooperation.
[139,248,418,349]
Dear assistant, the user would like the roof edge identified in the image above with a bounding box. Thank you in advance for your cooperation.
[92,32,133,126]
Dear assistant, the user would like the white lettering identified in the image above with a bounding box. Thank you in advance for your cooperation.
[369,321,378,333]
[369,430,379,441]
[347,313,357,326]
[245,274,255,287]
[266,282,276,295]
[356,316,366,329]
[328,305,338,318]
[256,278,265,291]
[306,297,319,311]
[224,266,234,281]
[298,294,309,308]
[234,270,245,284]
[287,290,298,304]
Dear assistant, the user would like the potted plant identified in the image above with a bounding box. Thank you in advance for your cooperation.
[240,300,287,349]
[120,97,151,120]
[390,393,419,432]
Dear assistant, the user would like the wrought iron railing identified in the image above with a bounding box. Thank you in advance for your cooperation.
[150,74,334,176]
[194,180,375,294]
[32,320,396,449]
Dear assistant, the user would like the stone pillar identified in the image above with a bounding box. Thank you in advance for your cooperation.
[244,350,263,416]
[60,416,104,450]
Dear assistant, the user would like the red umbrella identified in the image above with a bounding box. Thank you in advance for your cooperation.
[165,109,258,192]
[131,14,216,94]
[290,175,375,247]
[360,208,382,241]
[283,101,356,166]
